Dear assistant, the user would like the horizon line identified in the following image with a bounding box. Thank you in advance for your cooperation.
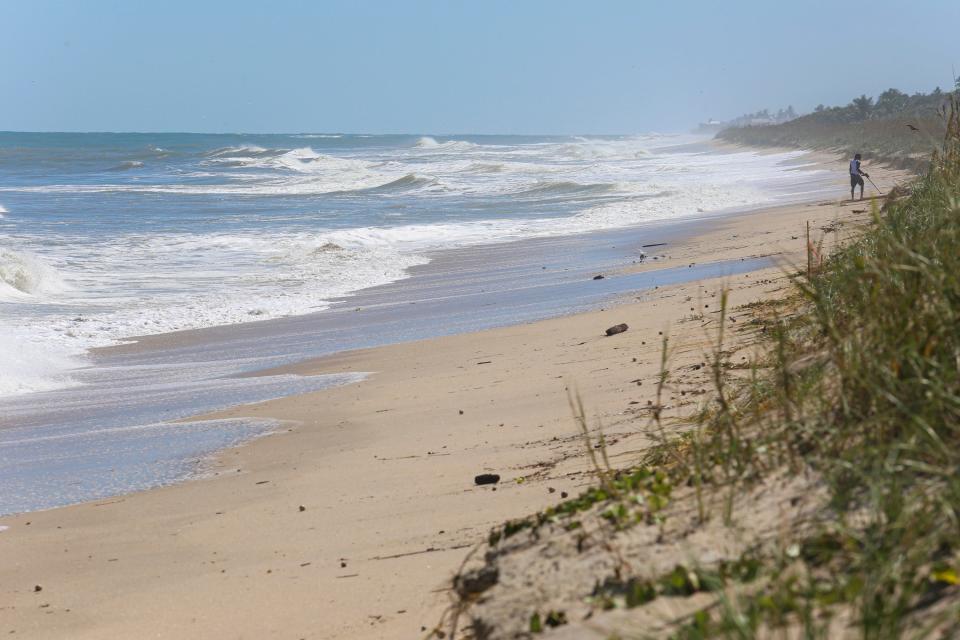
[0,128,689,138]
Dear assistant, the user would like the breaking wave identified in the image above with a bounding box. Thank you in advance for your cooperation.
[206,145,271,158]
[513,180,617,199]
[414,136,478,152]
[0,131,827,400]
[0,249,69,300]
[361,173,441,193]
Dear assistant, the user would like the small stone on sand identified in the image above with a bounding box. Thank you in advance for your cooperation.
[605,323,628,336]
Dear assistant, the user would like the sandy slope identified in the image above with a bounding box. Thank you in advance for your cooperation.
[0,162,906,639]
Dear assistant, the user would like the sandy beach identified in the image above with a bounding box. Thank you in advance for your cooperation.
[0,160,908,639]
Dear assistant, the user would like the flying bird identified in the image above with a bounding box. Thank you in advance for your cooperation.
[906,124,920,131]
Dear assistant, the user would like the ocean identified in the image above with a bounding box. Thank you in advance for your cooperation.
[0,131,828,513]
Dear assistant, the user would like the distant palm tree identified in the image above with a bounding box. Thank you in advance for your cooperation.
[851,94,874,121]
[875,88,909,116]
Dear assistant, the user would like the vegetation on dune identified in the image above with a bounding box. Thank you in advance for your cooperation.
[445,99,960,638]
[717,106,800,128]
[668,97,960,637]
[717,83,960,170]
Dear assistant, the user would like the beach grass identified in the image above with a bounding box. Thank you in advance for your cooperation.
[672,96,960,638]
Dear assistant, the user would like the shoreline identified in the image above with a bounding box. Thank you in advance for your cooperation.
[0,160,908,639]
[0,146,849,516]
[89,145,838,360]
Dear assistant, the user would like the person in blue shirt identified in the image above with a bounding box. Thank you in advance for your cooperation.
[850,153,869,200]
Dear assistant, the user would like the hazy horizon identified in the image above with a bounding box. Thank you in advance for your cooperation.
[2,0,959,135]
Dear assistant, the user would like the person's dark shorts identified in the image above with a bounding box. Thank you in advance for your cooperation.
[851,174,864,188]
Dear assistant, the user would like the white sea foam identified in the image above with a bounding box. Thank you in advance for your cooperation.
[0,326,82,397]
[207,145,269,157]
[415,136,478,152]
[0,231,429,398]
[0,134,830,398]
[0,248,70,300]
[0,139,814,201]
[311,183,765,252]
[415,136,440,147]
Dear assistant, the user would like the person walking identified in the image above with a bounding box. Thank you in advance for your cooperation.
[850,153,869,200]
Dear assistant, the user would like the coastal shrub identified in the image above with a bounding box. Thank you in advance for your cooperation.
[716,86,956,169]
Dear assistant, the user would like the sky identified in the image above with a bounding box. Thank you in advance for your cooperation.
[1,0,958,134]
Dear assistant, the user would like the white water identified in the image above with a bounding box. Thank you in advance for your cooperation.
[0,133,828,398]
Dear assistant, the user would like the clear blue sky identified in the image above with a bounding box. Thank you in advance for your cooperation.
[2,0,958,134]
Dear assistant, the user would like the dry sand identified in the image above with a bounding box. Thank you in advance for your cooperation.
[0,161,908,639]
